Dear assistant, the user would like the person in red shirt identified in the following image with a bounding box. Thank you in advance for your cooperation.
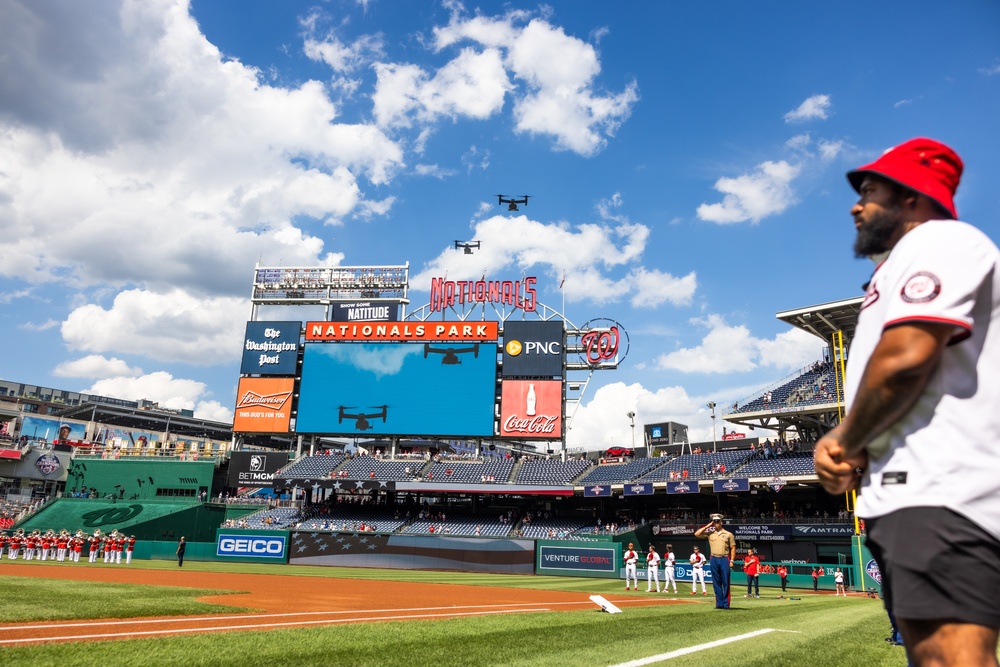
[72,534,84,562]
[103,535,113,563]
[744,548,760,598]
[812,566,820,592]
[778,564,789,592]
[89,533,100,563]
[0,531,7,559]
[40,533,52,561]
[126,535,136,564]
[8,531,21,559]
[24,533,36,561]
[114,535,125,564]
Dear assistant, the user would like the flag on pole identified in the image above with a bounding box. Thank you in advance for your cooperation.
[559,271,566,289]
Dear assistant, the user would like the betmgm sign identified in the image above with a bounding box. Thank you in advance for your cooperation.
[216,532,287,561]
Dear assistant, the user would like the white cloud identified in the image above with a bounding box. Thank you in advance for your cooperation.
[978,60,1000,76]
[371,9,637,156]
[656,315,823,374]
[566,381,762,451]
[414,164,458,179]
[817,139,845,161]
[86,371,232,422]
[53,355,143,379]
[18,319,60,332]
[696,160,801,224]
[61,289,248,365]
[784,94,831,123]
[411,213,695,308]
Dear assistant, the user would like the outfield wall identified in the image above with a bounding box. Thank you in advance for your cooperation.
[288,532,536,574]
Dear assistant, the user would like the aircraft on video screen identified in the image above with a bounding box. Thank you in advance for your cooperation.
[423,343,480,365]
[454,240,481,254]
[496,195,529,211]
[338,405,388,430]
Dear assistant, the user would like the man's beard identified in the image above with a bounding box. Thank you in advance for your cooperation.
[853,206,902,258]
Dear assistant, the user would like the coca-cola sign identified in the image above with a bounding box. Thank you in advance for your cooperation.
[502,414,559,434]
[499,380,562,439]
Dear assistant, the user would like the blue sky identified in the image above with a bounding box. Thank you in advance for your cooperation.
[1,0,998,450]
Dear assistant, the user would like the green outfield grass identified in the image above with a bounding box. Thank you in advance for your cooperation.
[0,560,914,666]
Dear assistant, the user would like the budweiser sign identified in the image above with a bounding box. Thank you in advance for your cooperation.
[237,391,291,410]
[502,414,559,434]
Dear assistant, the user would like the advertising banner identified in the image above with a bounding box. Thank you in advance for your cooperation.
[305,321,498,342]
[537,543,619,577]
[713,478,750,493]
[790,524,855,537]
[329,301,399,322]
[296,341,497,437]
[669,561,715,584]
[499,380,562,439]
[233,378,294,433]
[583,484,613,497]
[18,416,87,445]
[733,524,792,541]
[227,451,291,487]
[623,482,654,496]
[665,480,698,494]
[240,322,300,375]
[501,320,564,377]
[215,529,288,562]
[651,524,699,536]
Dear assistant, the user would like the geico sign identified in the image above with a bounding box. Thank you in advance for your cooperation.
[218,537,284,556]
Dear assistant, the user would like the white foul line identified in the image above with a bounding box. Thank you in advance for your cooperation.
[607,628,796,667]
[0,608,546,645]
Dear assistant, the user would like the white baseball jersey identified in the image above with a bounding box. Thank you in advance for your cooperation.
[690,552,705,569]
[665,551,675,568]
[848,220,1000,540]
[647,551,660,569]
[624,550,638,566]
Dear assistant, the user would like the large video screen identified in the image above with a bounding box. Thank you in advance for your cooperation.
[296,342,498,437]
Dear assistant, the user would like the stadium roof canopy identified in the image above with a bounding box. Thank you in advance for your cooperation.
[52,402,292,449]
[775,296,863,347]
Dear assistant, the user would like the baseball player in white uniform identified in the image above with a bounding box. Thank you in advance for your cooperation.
[662,543,678,594]
[690,545,707,595]
[815,137,1000,664]
[645,545,661,592]
[623,542,639,591]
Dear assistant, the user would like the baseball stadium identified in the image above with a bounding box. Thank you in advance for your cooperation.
[0,264,919,666]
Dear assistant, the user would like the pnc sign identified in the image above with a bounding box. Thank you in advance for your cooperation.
[502,321,564,377]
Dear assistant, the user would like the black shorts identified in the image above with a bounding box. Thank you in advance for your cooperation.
[866,507,1000,628]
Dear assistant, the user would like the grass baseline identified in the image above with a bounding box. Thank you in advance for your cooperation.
[0,559,910,667]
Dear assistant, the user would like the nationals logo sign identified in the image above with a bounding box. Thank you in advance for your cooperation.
[35,453,62,476]
[865,558,882,585]
[578,319,629,367]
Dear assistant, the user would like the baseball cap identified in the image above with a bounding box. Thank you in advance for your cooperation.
[847,137,962,219]
[710,513,724,521]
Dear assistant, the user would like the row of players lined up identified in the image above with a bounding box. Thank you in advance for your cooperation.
[0,529,137,564]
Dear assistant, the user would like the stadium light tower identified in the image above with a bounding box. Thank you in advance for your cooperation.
[707,402,717,453]
[626,411,636,450]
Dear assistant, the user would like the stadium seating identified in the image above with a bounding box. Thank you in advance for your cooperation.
[241,506,302,529]
[338,457,421,481]
[296,506,409,533]
[402,513,513,537]
[643,450,754,482]
[734,452,816,478]
[278,454,345,479]
[517,517,598,540]
[422,459,515,483]
[576,457,668,485]
[515,458,593,484]
[732,362,842,414]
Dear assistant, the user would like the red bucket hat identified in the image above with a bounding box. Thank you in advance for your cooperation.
[847,137,963,219]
